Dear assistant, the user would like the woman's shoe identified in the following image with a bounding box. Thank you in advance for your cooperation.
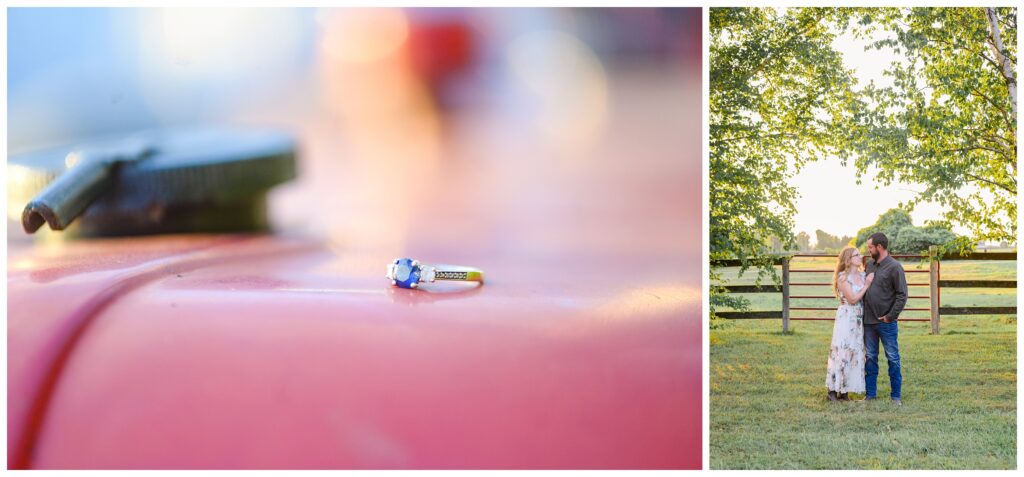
[839,392,851,401]
[827,391,839,402]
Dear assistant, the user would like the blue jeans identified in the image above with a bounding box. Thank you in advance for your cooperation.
[864,321,902,398]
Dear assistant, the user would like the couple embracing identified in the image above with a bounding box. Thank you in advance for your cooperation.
[825,232,908,405]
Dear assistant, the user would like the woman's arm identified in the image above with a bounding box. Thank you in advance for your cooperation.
[839,273,873,304]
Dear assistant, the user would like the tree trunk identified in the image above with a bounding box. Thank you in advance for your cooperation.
[985,7,1017,122]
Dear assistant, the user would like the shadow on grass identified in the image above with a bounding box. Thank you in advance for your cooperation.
[769,326,800,336]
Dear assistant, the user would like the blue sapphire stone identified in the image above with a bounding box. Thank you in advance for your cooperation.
[393,258,421,289]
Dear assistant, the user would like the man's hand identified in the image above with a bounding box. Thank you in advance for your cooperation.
[879,316,891,323]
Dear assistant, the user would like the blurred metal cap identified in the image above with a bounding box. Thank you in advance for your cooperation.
[8,127,297,237]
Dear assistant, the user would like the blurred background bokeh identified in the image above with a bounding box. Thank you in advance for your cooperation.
[8,8,701,258]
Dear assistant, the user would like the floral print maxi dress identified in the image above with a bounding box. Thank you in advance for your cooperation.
[825,271,866,393]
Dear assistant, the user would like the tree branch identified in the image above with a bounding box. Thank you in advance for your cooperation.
[986,7,1018,122]
[711,132,798,146]
[970,86,1015,130]
[740,12,828,85]
[964,172,1016,194]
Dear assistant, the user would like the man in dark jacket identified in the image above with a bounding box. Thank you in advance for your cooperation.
[863,232,907,405]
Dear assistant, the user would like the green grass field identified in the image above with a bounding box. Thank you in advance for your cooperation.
[710,257,1017,469]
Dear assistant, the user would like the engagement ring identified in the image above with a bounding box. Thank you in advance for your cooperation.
[386,258,485,289]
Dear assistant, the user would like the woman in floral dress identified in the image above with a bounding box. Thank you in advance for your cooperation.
[825,246,874,402]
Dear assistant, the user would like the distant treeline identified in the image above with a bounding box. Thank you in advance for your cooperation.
[768,231,851,253]
[769,208,980,254]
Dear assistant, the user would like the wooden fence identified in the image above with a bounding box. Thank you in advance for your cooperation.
[714,248,1016,334]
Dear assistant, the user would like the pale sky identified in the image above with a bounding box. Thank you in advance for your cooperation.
[790,26,956,243]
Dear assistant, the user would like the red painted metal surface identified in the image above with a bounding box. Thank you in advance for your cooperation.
[6,67,703,468]
[9,230,700,469]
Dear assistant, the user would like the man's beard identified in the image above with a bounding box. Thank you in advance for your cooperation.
[870,250,880,261]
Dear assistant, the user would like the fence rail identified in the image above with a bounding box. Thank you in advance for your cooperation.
[715,248,1016,334]
[711,251,1016,268]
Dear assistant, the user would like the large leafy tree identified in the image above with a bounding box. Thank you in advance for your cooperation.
[850,7,1017,249]
[709,8,859,316]
[855,208,958,254]
[854,208,913,246]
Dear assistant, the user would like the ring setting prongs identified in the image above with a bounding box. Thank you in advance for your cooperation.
[387,258,427,289]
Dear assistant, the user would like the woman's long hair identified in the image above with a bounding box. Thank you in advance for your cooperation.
[832,246,858,299]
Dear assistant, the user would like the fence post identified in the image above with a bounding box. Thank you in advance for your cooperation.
[782,257,790,333]
[929,245,940,335]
